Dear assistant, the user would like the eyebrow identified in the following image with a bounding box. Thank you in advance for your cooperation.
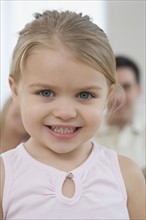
[78,85,102,90]
[28,83,57,89]
[28,83,102,90]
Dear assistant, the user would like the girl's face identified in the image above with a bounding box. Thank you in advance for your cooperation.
[10,47,110,154]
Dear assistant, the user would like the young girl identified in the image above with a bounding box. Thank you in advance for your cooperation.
[0,10,145,219]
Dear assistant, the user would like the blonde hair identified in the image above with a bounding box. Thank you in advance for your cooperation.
[9,10,116,85]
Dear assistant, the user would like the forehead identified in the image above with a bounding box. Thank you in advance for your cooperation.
[22,47,108,89]
[116,67,137,84]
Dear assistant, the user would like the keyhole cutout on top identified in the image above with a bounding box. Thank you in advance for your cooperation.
[62,173,75,198]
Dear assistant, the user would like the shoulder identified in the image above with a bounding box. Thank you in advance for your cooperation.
[0,146,21,219]
[0,147,19,199]
[118,155,146,219]
[118,155,145,184]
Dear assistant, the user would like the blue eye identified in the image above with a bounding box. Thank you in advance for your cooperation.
[78,92,93,100]
[39,90,54,97]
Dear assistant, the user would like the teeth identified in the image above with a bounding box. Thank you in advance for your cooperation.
[50,126,76,134]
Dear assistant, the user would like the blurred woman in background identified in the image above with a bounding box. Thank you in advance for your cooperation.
[0,96,29,153]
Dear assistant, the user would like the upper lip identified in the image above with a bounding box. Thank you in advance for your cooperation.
[45,124,80,128]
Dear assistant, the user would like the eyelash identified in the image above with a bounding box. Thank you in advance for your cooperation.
[37,90,55,97]
[36,90,96,100]
[77,91,95,100]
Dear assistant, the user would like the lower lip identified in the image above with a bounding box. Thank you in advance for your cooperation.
[45,126,81,140]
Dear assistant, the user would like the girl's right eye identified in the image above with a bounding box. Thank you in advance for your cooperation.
[38,90,54,97]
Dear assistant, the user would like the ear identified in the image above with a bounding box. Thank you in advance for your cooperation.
[9,76,19,105]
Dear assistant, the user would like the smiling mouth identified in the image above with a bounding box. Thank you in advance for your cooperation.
[47,126,80,134]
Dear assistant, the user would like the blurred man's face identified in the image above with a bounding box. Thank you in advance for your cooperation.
[108,67,141,126]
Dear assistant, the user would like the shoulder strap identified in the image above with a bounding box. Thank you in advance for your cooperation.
[1,151,13,219]
[108,150,128,203]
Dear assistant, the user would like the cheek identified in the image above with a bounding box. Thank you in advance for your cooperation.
[126,92,137,105]
[85,106,105,129]
[19,101,44,131]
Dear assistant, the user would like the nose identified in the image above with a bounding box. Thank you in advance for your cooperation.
[52,99,77,121]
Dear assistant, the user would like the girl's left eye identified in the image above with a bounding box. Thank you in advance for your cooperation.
[38,90,54,97]
[77,92,93,100]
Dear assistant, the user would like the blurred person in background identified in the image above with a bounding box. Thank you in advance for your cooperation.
[0,96,29,153]
[94,55,145,176]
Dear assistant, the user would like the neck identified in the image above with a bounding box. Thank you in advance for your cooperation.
[25,139,93,172]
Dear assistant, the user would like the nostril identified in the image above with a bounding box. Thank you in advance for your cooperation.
[53,110,77,120]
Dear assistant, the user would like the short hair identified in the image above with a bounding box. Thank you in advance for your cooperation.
[10,10,116,86]
[115,56,141,84]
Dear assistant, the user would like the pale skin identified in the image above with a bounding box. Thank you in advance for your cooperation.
[0,47,145,219]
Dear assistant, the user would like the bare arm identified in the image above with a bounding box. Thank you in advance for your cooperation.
[118,155,146,219]
[0,158,4,220]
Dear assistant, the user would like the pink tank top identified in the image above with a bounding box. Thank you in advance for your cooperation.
[1,142,129,219]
